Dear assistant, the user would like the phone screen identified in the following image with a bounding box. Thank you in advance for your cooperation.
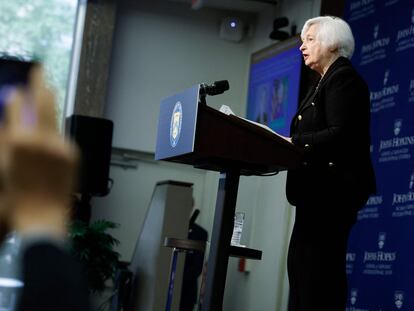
[0,58,35,121]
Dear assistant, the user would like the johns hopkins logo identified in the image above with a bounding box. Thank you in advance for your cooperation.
[350,288,358,305]
[363,232,397,263]
[383,70,390,85]
[394,291,404,309]
[373,24,379,39]
[410,173,414,189]
[169,102,183,148]
[394,119,402,136]
[378,232,386,249]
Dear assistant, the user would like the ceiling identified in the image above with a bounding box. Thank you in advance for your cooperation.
[167,0,278,13]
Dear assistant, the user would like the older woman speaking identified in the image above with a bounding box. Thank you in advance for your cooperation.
[285,16,376,310]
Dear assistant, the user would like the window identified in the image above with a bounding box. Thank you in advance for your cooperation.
[0,0,79,123]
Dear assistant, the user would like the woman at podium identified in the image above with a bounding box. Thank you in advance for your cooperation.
[283,16,376,311]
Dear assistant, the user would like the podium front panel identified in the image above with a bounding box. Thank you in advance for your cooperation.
[155,85,200,160]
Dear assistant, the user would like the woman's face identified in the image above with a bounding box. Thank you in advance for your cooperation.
[299,24,331,75]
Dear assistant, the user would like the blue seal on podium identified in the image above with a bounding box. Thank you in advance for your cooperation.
[155,85,200,160]
[169,101,183,148]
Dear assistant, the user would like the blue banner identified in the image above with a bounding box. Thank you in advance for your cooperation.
[344,0,414,309]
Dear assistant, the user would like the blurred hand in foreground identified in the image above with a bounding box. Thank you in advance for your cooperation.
[0,64,78,241]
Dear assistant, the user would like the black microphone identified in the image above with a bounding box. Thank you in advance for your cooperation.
[200,80,230,96]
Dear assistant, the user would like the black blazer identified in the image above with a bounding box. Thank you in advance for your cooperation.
[286,57,376,209]
[17,242,90,311]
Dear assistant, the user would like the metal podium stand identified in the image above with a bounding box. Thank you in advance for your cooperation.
[163,238,206,311]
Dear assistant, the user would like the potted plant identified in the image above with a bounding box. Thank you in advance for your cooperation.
[69,219,121,293]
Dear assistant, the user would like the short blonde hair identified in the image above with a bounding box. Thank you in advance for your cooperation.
[301,16,355,59]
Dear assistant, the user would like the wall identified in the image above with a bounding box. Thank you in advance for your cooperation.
[92,0,321,310]
[93,157,206,261]
[104,0,255,153]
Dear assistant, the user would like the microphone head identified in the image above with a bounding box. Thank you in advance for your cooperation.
[212,80,229,94]
[206,80,229,95]
[199,80,230,97]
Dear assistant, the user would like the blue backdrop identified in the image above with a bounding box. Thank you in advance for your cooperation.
[344,0,414,309]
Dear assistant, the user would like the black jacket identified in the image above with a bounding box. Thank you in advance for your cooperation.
[286,57,376,209]
[17,242,90,311]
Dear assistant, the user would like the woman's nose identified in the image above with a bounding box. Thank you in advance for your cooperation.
[299,43,305,51]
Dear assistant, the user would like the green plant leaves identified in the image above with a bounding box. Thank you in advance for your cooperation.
[69,219,121,293]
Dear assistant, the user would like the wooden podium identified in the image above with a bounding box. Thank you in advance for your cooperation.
[155,85,303,311]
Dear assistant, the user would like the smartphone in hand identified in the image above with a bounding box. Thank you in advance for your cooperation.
[0,57,37,124]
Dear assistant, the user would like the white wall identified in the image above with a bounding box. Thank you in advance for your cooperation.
[93,158,207,261]
[93,0,321,310]
[105,0,254,153]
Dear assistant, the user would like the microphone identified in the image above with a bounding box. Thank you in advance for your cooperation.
[200,80,230,96]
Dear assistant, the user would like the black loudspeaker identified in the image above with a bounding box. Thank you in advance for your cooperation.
[65,115,113,196]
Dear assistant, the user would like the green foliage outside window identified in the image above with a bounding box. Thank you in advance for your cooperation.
[0,0,78,122]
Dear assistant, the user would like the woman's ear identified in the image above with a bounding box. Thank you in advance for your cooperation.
[329,44,339,53]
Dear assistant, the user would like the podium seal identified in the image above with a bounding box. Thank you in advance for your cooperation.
[170,101,183,147]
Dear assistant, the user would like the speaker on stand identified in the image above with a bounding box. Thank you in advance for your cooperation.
[65,114,114,223]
